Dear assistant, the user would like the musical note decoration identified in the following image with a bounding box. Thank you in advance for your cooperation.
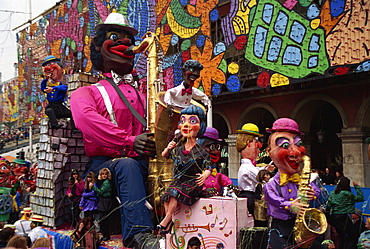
[202,204,213,215]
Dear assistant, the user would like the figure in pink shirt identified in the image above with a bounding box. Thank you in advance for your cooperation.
[198,127,232,196]
[70,13,158,248]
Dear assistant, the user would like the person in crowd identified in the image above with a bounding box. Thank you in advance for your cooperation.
[0,227,15,248]
[358,217,370,247]
[66,169,84,228]
[326,176,364,249]
[263,118,322,249]
[6,235,27,249]
[334,171,344,184]
[198,127,232,196]
[187,236,201,249]
[71,217,99,249]
[164,60,210,114]
[31,238,50,249]
[321,168,335,185]
[236,123,273,216]
[79,171,98,219]
[28,215,47,243]
[347,208,366,249]
[160,105,211,235]
[40,55,77,131]
[70,12,158,248]
[254,169,271,227]
[91,168,114,241]
[14,207,33,236]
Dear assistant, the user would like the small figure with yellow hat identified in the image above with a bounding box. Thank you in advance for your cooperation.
[28,214,47,243]
[236,123,273,218]
[14,207,33,236]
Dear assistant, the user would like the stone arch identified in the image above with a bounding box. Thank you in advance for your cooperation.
[236,102,278,130]
[291,94,348,132]
[356,96,370,129]
[213,108,231,139]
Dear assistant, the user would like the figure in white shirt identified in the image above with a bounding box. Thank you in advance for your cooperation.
[164,60,210,115]
[28,215,48,243]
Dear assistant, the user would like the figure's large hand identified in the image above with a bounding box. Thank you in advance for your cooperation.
[44,86,53,93]
[134,133,156,157]
[166,105,174,117]
[290,198,308,216]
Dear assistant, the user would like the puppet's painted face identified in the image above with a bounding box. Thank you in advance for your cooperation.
[204,141,222,163]
[184,67,201,87]
[268,131,306,174]
[98,30,135,76]
[240,137,262,160]
[0,161,11,185]
[178,114,200,138]
[43,61,63,82]
[12,164,28,177]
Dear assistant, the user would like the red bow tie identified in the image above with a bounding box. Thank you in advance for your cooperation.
[181,88,192,96]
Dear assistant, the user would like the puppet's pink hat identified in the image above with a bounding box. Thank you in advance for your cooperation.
[266,118,304,135]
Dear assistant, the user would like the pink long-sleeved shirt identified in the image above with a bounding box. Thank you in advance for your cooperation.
[70,74,146,158]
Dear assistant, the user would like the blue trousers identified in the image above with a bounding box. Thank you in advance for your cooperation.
[85,156,153,239]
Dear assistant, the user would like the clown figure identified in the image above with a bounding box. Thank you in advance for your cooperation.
[264,118,322,249]
[160,105,212,234]
[14,207,33,236]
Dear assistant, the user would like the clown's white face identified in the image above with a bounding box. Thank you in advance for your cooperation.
[268,131,306,175]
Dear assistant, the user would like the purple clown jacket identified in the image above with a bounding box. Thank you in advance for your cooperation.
[264,172,321,220]
[79,183,99,212]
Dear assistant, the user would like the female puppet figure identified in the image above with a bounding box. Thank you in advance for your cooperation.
[160,105,212,234]
[79,171,98,219]
[91,168,114,241]
[66,169,84,228]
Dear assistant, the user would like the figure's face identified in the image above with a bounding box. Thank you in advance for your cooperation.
[204,141,222,163]
[97,29,135,76]
[184,67,201,87]
[0,161,10,184]
[240,137,262,160]
[179,114,200,139]
[101,172,108,180]
[325,168,329,174]
[268,131,306,174]
[263,173,271,182]
[43,61,63,82]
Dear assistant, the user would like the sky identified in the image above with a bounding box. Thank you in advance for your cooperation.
[0,0,59,82]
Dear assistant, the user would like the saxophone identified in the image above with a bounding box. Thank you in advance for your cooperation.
[131,32,174,218]
[293,155,327,248]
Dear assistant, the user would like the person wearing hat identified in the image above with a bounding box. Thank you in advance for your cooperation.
[41,55,78,132]
[70,12,158,248]
[164,59,210,114]
[263,118,322,249]
[14,207,33,236]
[27,215,47,243]
[198,127,232,196]
[236,123,273,219]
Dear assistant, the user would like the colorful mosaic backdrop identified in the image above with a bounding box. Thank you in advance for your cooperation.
[13,0,370,124]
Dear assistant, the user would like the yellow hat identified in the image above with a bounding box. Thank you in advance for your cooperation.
[21,207,33,213]
[236,123,263,137]
[29,215,44,223]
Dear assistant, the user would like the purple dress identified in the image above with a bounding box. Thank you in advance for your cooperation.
[79,183,98,212]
